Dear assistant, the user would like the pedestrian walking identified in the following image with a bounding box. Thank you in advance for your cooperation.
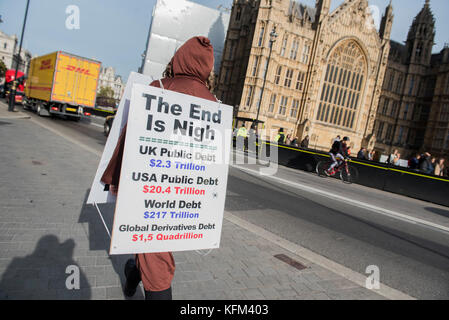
[101,36,218,300]
[290,136,299,147]
[285,134,292,145]
[419,152,432,174]
[408,153,421,170]
[332,135,341,144]
[248,123,258,152]
[300,135,309,148]
[237,123,248,151]
[429,157,436,174]
[357,147,367,160]
[387,149,398,164]
[275,128,285,144]
[434,158,446,176]
[237,124,248,138]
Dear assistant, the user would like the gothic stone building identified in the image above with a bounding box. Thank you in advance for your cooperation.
[375,0,449,159]
[98,66,124,101]
[0,30,32,78]
[216,0,393,152]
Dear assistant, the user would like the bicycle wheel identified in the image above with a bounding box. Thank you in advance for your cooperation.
[316,161,329,177]
[340,164,358,184]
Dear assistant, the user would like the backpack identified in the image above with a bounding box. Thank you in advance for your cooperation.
[330,140,340,153]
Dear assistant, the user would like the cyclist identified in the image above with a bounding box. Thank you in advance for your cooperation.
[326,136,350,176]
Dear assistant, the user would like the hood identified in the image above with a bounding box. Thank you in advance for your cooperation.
[171,36,214,82]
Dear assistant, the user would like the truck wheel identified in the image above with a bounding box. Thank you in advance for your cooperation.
[37,103,51,117]
[37,104,43,116]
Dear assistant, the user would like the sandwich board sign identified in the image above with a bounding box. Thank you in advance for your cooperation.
[87,72,154,205]
[109,83,233,254]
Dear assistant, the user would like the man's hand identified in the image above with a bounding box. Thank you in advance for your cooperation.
[110,185,118,196]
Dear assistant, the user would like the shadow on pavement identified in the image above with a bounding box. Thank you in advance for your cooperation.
[425,207,449,219]
[0,235,91,299]
[78,189,144,300]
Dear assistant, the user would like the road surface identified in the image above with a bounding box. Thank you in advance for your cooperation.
[18,104,449,299]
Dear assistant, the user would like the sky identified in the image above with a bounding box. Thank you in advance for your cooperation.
[0,0,448,82]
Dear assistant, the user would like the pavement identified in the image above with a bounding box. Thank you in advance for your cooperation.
[0,100,391,300]
[0,102,30,120]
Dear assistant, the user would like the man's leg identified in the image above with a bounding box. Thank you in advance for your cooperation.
[335,154,344,169]
[144,287,173,300]
[124,257,141,297]
[327,153,338,173]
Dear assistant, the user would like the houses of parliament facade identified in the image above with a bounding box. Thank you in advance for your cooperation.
[216,0,449,158]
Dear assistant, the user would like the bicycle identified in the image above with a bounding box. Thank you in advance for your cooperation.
[316,158,358,184]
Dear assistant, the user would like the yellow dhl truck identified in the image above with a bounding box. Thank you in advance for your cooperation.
[24,51,101,120]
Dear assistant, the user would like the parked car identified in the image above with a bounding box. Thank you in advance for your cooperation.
[104,115,115,136]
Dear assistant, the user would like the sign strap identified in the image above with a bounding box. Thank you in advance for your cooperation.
[93,202,111,239]
[158,79,165,93]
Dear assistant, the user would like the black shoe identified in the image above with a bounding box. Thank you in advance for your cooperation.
[124,259,137,297]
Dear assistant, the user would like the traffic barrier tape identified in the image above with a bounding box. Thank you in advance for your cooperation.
[260,141,449,183]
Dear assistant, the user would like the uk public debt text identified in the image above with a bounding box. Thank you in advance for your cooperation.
[118,145,219,243]
[109,85,232,254]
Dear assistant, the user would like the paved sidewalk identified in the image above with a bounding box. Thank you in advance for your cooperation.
[0,113,387,300]
[0,100,30,120]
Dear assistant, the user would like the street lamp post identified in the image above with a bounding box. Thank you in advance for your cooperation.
[254,26,278,133]
[8,0,30,112]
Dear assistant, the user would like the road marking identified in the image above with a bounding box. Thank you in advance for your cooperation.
[89,122,103,129]
[225,211,415,300]
[231,164,449,235]
[29,118,102,157]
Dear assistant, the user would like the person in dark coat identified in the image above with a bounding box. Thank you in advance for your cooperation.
[101,36,217,300]
[290,137,299,147]
[275,128,285,144]
[357,147,367,160]
[408,153,421,170]
[419,152,433,174]
[300,135,309,148]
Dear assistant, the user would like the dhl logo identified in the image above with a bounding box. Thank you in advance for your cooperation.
[66,65,92,75]
[39,59,53,70]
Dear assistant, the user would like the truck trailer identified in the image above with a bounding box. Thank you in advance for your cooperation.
[24,51,101,120]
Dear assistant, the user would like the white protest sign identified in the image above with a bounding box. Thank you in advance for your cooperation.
[109,83,233,254]
[87,72,153,205]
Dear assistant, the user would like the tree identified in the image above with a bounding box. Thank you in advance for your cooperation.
[0,60,7,79]
[96,86,116,108]
[98,86,114,98]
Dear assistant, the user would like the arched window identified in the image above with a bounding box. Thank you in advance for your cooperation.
[281,35,288,57]
[235,6,242,21]
[316,41,367,129]
[274,66,282,84]
[257,25,265,47]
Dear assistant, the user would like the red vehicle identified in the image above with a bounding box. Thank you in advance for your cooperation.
[2,69,26,104]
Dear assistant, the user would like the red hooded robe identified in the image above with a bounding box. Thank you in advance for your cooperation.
[101,36,216,292]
